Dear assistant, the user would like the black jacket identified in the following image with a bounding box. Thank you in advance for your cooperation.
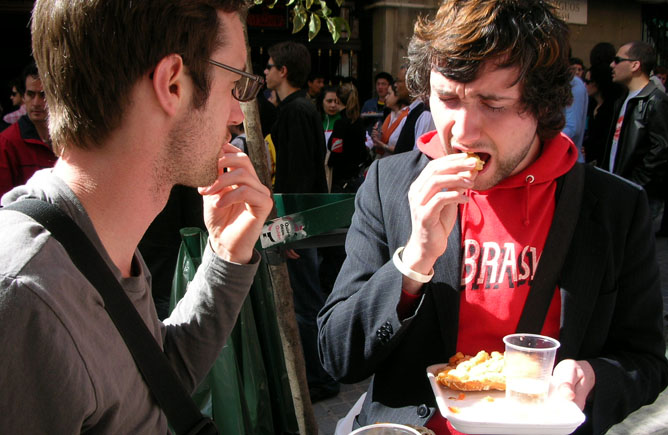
[602,81,668,198]
[271,89,327,194]
[327,112,369,187]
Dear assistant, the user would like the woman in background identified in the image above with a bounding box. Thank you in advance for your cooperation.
[327,83,370,193]
[319,87,341,145]
[371,83,410,157]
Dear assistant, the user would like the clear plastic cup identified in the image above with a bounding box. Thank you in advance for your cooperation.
[349,423,421,435]
[503,333,560,406]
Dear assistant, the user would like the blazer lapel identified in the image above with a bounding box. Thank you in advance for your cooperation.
[430,217,463,353]
[558,189,609,359]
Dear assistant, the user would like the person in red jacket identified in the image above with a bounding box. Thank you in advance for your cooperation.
[0,61,55,197]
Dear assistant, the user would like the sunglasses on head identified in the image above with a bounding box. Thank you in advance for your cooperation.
[613,56,638,64]
[207,59,265,102]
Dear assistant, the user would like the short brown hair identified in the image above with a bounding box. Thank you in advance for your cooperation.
[625,41,657,77]
[268,42,312,89]
[407,0,572,140]
[31,0,247,154]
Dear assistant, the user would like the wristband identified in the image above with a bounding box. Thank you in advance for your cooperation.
[392,246,434,283]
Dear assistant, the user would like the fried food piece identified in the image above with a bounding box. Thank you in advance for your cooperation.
[436,350,505,391]
[467,152,485,170]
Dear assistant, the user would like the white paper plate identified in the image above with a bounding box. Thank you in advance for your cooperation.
[426,364,586,435]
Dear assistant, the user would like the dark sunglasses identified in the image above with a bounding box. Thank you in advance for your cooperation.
[613,56,638,64]
[208,59,265,102]
[10,91,18,97]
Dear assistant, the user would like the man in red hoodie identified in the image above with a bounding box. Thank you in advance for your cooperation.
[318,1,668,434]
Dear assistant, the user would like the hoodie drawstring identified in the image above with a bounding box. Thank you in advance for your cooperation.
[524,175,535,226]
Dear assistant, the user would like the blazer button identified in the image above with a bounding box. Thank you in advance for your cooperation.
[416,404,429,418]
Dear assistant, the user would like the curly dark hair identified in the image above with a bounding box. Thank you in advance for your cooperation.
[406,0,573,141]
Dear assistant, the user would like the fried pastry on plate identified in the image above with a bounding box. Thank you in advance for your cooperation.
[436,350,505,391]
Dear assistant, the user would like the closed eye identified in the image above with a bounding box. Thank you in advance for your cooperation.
[483,102,505,113]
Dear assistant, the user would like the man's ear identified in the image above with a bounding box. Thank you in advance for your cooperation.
[278,65,289,80]
[151,54,187,117]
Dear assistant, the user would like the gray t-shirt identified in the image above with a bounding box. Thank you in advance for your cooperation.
[0,170,260,434]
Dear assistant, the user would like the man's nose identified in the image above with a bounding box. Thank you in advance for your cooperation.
[450,107,481,145]
[228,99,244,126]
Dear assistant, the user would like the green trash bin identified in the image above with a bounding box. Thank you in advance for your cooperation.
[170,194,355,435]
[170,227,286,434]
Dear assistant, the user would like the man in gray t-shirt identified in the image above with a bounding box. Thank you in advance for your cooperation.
[0,1,272,433]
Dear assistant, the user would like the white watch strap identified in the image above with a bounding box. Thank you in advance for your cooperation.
[392,246,434,283]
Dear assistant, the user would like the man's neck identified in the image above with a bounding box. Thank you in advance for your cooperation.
[276,82,300,101]
[53,135,170,277]
[627,75,650,93]
[33,120,51,144]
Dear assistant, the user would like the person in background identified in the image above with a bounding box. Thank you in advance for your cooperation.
[650,65,666,93]
[306,71,326,106]
[361,72,393,134]
[327,83,369,193]
[654,65,667,88]
[583,64,617,165]
[0,61,56,197]
[570,57,585,79]
[392,65,435,154]
[563,70,588,162]
[371,82,410,156]
[264,40,339,403]
[320,86,342,145]
[318,1,668,433]
[361,71,393,115]
[603,41,668,221]
[3,79,26,126]
[320,83,369,302]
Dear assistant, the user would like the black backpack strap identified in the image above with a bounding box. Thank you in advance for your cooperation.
[3,199,217,435]
[516,162,585,333]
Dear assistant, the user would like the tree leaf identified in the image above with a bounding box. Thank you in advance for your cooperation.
[335,0,344,6]
[268,0,280,8]
[292,7,308,34]
[308,13,321,41]
[286,0,296,6]
[332,16,351,41]
[305,0,314,9]
[318,0,331,17]
[326,17,340,43]
[253,0,264,5]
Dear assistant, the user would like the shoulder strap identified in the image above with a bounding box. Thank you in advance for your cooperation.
[3,199,217,435]
[516,162,585,334]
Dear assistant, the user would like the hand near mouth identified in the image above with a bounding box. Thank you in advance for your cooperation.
[400,153,480,293]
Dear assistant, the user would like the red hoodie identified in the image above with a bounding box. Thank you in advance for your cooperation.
[417,131,577,434]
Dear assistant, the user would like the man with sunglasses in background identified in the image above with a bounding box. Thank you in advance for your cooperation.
[0,61,55,197]
[264,41,339,403]
[0,0,272,433]
[2,78,26,127]
[603,41,668,228]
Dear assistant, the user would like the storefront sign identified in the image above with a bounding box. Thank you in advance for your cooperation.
[553,0,588,25]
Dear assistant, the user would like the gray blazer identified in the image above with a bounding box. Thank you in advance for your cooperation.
[318,150,668,435]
